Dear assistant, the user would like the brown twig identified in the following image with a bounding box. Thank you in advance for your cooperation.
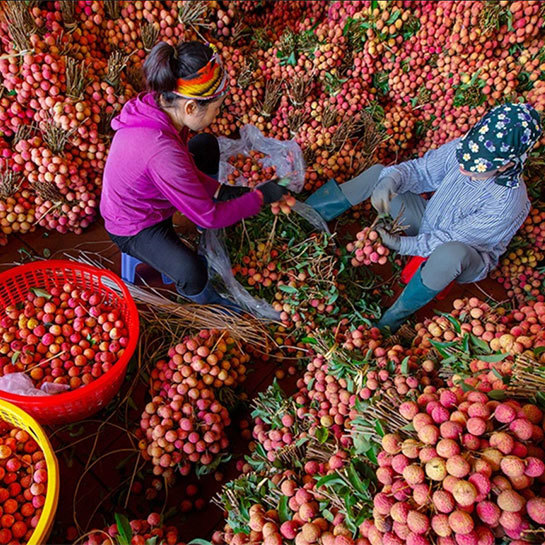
[141,21,159,52]
[260,79,283,117]
[2,1,37,52]
[105,49,131,90]
[65,57,88,100]
[104,0,120,20]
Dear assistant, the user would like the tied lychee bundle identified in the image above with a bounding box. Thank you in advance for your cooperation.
[0,420,48,545]
[81,513,186,545]
[214,465,364,545]
[346,227,389,267]
[165,329,251,389]
[0,283,129,390]
[364,388,545,545]
[225,150,277,188]
[139,356,231,481]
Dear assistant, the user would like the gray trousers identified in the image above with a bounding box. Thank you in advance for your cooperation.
[389,193,486,291]
[341,169,486,291]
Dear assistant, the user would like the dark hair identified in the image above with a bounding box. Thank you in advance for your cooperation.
[143,41,215,107]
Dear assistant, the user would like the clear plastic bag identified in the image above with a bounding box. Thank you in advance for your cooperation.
[199,200,329,320]
[0,373,70,396]
[217,125,306,193]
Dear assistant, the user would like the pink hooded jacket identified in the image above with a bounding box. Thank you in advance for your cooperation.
[100,92,262,236]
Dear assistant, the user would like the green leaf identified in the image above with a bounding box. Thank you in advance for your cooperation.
[470,334,491,353]
[315,473,345,489]
[400,356,409,375]
[371,0,378,10]
[375,419,385,438]
[278,495,290,523]
[347,463,368,496]
[278,284,298,294]
[146,537,158,545]
[189,540,214,545]
[480,353,509,363]
[366,445,379,465]
[300,336,317,345]
[443,313,462,334]
[488,389,507,401]
[30,288,52,300]
[386,9,401,25]
[534,346,545,357]
[114,514,132,545]
[315,427,329,444]
[10,351,20,365]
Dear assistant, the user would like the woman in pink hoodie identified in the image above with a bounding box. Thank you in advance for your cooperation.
[100,41,287,308]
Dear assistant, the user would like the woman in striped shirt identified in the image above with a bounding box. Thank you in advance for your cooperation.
[372,103,542,332]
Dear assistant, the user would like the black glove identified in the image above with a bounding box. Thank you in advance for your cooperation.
[257,179,289,205]
[216,184,251,202]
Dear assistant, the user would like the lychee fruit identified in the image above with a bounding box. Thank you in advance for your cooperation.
[524,456,545,478]
[498,511,522,531]
[494,403,516,423]
[447,510,474,534]
[374,493,394,516]
[431,514,451,537]
[496,489,525,512]
[489,431,514,454]
[418,424,440,445]
[413,413,433,431]
[401,440,420,459]
[446,455,470,478]
[390,502,409,524]
[392,454,410,474]
[432,490,455,514]
[452,480,477,506]
[382,434,402,454]
[425,457,447,481]
[419,446,438,463]
[526,497,545,524]
[440,421,463,440]
[436,439,460,458]
[407,511,429,535]
[454,530,478,545]
[302,522,321,543]
[509,418,532,441]
[412,483,430,506]
[399,402,419,420]
[466,417,486,436]
[480,448,502,471]
[468,473,491,501]
[500,455,525,478]
[403,464,425,486]
[475,500,500,526]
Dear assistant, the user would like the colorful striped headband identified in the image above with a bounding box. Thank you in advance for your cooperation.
[174,44,229,101]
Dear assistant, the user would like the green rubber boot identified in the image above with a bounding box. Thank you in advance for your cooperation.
[305,179,352,221]
[377,267,439,333]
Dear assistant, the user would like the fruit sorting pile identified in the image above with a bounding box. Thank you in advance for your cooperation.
[2,1,545,544]
[0,282,129,391]
[0,419,48,545]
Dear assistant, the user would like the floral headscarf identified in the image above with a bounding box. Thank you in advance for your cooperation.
[456,103,542,188]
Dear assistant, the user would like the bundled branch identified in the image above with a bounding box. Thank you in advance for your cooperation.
[479,0,512,34]
[3,1,38,52]
[65,57,88,100]
[349,110,387,174]
[287,76,308,107]
[59,0,76,29]
[13,123,34,144]
[302,146,316,166]
[328,114,366,153]
[126,65,144,92]
[39,118,77,154]
[260,79,283,117]
[507,353,545,399]
[287,110,307,137]
[97,106,120,138]
[177,1,211,34]
[237,59,255,89]
[32,180,65,204]
[105,50,131,90]
[104,0,120,20]
[322,104,338,129]
[141,21,159,52]
[0,169,22,199]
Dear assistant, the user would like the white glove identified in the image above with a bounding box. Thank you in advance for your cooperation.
[371,177,398,214]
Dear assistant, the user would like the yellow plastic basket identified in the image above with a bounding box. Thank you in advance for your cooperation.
[0,399,59,545]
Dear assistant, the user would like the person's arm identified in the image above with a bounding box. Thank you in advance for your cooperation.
[398,201,530,257]
[147,147,262,230]
[196,169,220,198]
[380,138,461,195]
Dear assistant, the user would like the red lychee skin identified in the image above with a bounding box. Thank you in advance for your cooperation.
[452,480,477,507]
[468,402,489,419]
[489,431,514,454]
[494,403,516,424]
[399,402,419,420]
[500,455,525,478]
[418,424,440,445]
[468,473,491,501]
[437,439,460,458]
[383,531,404,545]
[392,454,410,474]
[526,497,545,524]
[520,404,543,424]
[382,434,402,454]
[497,489,525,512]
[440,421,463,440]
[499,511,523,531]
[432,490,455,514]
[412,484,430,506]
[406,532,431,545]
[446,455,470,478]
[390,501,409,524]
[407,511,429,535]
[474,526,494,545]
[466,417,486,436]
[448,510,474,534]
[431,514,451,537]
[393,521,410,540]
[455,530,478,545]
[392,479,411,501]
[413,413,433,431]
[374,492,394,515]
[524,456,545,478]
[509,418,533,441]
[440,390,457,408]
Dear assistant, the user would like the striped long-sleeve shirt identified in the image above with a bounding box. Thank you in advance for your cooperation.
[380,138,530,281]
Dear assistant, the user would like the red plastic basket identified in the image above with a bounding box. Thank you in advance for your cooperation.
[0,260,139,426]
[401,256,454,301]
